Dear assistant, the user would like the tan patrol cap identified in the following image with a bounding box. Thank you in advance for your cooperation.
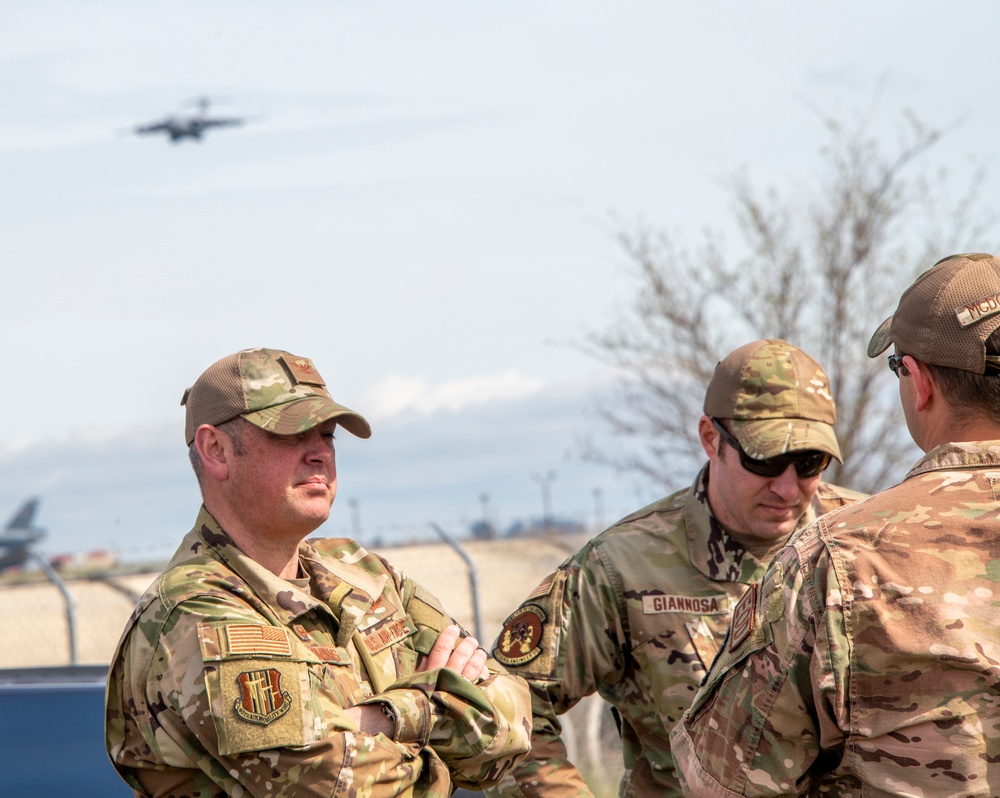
[703,339,841,462]
[867,253,1000,375]
[181,347,372,446]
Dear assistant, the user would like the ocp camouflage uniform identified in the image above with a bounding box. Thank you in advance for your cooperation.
[487,467,864,798]
[671,441,1000,797]
[106,507,532,797]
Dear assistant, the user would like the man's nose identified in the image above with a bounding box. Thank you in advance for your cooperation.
[769,464,800,499]
[305,433,334,462]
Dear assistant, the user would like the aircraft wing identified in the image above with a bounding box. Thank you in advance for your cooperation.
[133,120,171,136]
[200,116,245,130]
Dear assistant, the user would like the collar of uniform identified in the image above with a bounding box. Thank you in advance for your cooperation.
[685,465,780,584]
[299,544,391,645]
[183,505,335,626]
[905,439,1000,479]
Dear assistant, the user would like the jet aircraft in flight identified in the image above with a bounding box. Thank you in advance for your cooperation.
[131,97,247,144]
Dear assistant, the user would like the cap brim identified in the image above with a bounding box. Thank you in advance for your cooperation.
[867,316,894,358]
[730,418,842,463]
[243,396,372,439]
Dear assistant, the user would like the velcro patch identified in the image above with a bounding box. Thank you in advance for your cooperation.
[494,604,546,666]
[956,292,1000,327]
[360,617,414,654]
[642,593,728,615]
[281,355,326,387]
[310,645,347,663]
[527,574,555,600]
[215,659,307,755]
[224,624,292,657]
[729,582,758,653]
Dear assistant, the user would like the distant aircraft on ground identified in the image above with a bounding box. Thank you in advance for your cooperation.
[0,498,45,572]
[130,97,248,144]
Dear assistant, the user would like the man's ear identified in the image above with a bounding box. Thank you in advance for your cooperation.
[698,415,719,459]
[194,425,231,481]
[906,356,935,412]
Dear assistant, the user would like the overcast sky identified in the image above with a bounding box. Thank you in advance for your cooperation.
[2,1,998,561]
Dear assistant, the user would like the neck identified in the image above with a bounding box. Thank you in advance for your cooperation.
[725,528,788,563]
[201,496,307,578]
[916,404,1000,452]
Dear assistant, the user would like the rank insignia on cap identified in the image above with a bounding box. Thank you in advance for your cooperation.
[729,582,757,653]
[234,669,292,726]
[281,356,325,388]
[494,604,547,666]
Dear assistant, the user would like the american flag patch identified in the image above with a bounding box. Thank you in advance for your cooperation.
[527,574,555,600]
[225,625,292,657]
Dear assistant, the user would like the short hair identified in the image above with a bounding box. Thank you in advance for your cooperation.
[922,328,1000,425]
[188,417,249,486]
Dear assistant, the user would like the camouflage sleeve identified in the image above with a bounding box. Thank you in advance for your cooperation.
[376,574,533,790]
[485,545,627,798]
[368,665,532,789]
[670,531,842,797]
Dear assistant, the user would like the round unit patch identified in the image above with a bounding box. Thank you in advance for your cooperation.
[494,604,547,666]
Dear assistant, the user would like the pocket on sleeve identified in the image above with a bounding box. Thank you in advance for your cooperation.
[199,621,327,756]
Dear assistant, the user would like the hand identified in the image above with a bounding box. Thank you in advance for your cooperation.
[417,624,490,682]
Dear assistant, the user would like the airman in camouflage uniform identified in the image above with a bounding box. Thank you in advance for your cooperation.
[487,340,865,798]
[671,253,1000,796]
[105,348,531,797]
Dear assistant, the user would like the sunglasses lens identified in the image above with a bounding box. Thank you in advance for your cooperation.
[740,451,831,478]
[793,453,832,478]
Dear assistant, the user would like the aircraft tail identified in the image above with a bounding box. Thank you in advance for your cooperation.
[5,498,39,532]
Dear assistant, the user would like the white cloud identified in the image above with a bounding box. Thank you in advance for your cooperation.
[360,372,543,419]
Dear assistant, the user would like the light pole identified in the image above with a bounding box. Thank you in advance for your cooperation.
[592,486,605,532]
[478,492,493,539]
[532,470,557,532]
[348,498,361,539]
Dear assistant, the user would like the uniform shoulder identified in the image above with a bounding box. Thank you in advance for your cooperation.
[814,480,868,509]
[609,485,688,529]
[152,546,241,608]
[585,486,689,558]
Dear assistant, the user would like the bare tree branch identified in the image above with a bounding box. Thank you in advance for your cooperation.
[580,104,997,493]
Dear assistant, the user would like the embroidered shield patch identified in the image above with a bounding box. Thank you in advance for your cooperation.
[234,669,292,726]
[494,604,547,666]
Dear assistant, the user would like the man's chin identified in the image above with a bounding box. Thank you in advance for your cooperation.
[753,518,798,541]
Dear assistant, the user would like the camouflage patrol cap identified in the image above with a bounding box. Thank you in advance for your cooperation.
[867,253,1000,374]
[703,339,841,462]
[181,348,372,446]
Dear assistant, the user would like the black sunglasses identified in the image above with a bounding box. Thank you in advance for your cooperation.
[887,353,909,378]
[711,418,832,478]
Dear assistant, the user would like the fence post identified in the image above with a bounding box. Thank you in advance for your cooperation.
[428,522,482,642]
[31,553,77,665]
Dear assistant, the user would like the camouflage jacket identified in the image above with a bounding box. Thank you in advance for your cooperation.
[671,441,1000,797]
[106,507,531,797]
[486,466,863,798]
